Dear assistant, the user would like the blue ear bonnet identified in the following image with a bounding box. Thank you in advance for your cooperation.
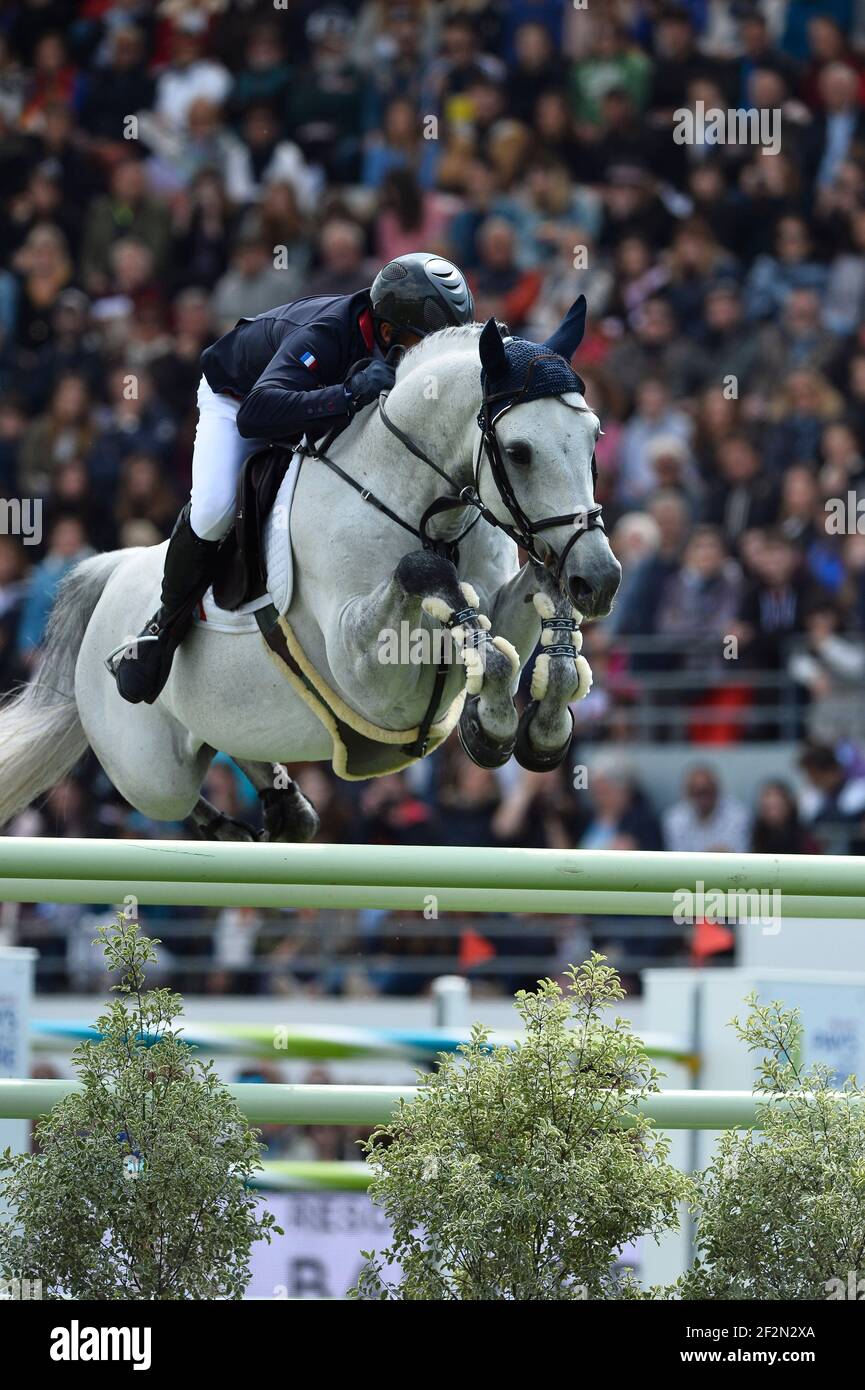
[481,337,586,421]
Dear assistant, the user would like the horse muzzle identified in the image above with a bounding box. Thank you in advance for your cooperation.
[564,542,621,620]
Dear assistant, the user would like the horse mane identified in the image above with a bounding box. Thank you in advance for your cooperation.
[394,323,485,380]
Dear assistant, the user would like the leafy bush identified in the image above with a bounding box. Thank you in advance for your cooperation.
[0,915,280,1300]
[352,955,693,1300]
[682,994,865,1301]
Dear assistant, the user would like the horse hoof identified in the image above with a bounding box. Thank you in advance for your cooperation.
[457,695,515,769]
[258,785,320,843]
[513,701,574,773]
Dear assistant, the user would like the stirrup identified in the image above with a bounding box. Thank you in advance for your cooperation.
[104,628,161,677]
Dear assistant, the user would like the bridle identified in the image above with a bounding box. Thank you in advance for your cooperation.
[301,350,605,585]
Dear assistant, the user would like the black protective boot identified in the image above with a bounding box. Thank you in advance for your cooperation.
[113,505,221,705]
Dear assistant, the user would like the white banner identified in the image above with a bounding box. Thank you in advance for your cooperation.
[247,1192,397,1300]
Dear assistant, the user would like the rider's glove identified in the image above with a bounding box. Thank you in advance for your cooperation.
[344,359,396,416]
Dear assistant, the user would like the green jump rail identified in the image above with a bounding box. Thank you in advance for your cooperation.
[0,839,864,914]
[0,1079,859,1129]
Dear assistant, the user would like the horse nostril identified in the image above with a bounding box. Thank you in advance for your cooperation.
[568,575,593,608]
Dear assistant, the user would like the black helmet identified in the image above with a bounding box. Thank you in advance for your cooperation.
[370,253,474,339]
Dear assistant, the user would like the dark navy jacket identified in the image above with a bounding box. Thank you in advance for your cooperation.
[200,289,379,442]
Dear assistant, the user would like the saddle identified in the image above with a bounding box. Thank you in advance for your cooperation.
[211,445,291,611]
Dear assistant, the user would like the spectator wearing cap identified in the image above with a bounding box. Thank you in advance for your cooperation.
[663,764,751,854]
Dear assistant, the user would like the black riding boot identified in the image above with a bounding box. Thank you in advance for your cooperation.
[114,504,221,705]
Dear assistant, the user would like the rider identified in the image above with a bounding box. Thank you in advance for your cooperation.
[114,252,475,705]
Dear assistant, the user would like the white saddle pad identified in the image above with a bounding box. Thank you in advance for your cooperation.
[192,450,302,634]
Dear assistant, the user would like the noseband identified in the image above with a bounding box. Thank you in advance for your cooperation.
[301,352,605,582]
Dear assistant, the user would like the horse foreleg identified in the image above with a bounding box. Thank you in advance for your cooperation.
[486,565,591,772]
[389,552,520,768]
[186,796,258,841]
[319,549,515,748]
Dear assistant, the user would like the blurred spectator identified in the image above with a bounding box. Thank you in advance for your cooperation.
[798,742,865,824]
[663,764,751,853]
[750,779,820,855]
[16,514,94,668]
[80,159,171,293]
[469,216,542,330]
[211,234,290,333]
[789,601,865,744]
[304,218,370,298]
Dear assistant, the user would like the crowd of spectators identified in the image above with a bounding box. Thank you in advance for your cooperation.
[5,0,865,992]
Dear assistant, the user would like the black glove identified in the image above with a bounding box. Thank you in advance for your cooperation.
[345,358,396,415]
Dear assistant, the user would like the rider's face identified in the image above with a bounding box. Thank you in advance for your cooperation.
[380,321,422,352]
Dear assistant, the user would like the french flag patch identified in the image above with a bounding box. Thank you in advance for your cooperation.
[300,350,317,370]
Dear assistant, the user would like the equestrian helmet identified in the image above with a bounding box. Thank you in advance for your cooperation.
[370,253,475,339]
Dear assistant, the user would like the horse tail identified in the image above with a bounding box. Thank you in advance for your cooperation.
[0,551,126,827]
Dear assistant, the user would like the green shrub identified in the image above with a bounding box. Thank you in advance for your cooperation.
[352,955,693,1300]
[0,914,280,1300]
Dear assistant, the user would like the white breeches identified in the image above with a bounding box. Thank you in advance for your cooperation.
[189,377,266,542]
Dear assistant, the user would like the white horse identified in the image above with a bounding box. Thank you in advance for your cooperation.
[0,316,620,841]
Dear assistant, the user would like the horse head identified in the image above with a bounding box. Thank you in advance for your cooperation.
[476,302,621,618]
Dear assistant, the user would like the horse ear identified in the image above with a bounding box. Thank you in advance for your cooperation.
[479,317,508,377]
[543,294,587,361]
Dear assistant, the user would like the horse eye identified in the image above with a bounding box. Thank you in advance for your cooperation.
[507,442,532,468]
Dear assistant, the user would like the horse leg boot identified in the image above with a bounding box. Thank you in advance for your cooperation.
[232,759,321,843]
[514,589,592,771]
[114,504,221,705]
[393,554,520,769]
